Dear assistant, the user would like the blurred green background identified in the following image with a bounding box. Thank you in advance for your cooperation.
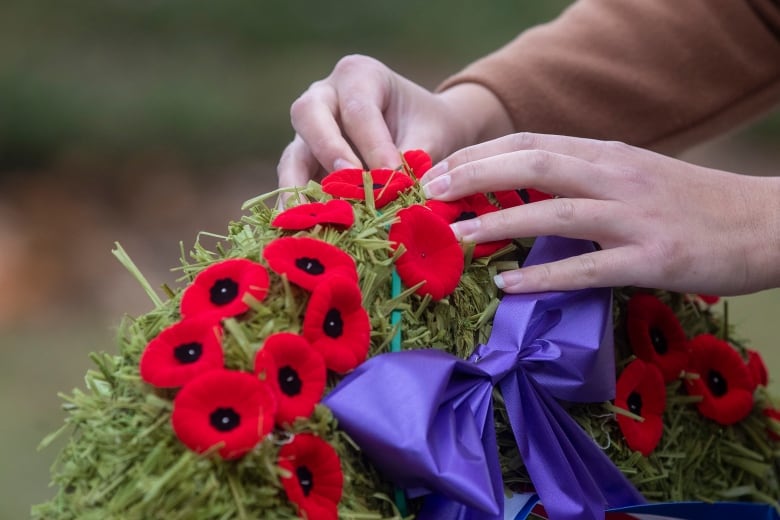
[1,2,778,518]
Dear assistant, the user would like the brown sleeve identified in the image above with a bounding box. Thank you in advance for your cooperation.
[438,0,780,154]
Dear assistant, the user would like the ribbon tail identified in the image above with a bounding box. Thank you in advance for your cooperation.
[501,373,644,520]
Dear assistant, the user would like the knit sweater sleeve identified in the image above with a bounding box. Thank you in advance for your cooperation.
[438,0,780,154]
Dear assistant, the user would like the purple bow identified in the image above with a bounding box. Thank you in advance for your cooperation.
[324,236,645,520]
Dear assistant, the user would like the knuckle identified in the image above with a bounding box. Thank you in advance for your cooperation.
[332,54,376,76]
[525,149,553,175]
[576,255,599,282]
[510,131,536,151]
[552,198,576,222]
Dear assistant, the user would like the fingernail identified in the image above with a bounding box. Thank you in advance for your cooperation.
[333,158,356,170]
[421,161,448,185]
[450,218,480,239]
[422,174,450,198]
[494,271,523,289]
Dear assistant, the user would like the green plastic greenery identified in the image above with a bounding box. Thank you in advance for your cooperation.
[33,178,780,519]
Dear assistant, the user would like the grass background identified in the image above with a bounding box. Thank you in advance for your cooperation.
[0,2,778,518]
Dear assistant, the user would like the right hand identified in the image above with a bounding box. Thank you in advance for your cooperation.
[277,54,514,188]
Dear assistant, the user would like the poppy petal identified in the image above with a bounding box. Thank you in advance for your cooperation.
[389,204,464,300]
[254,333,327,426]
[302,275,370,374]
[614,359,666,456]
[278,433,343,520]
[494,188,552,208]
[686,334,754,425]
[746,348,769,389]
[626,293,689,382]
[171,369,277,459]
[272,199,354,231]
[322,168,414,209]
[263,237,358,292]
[402,149,432,178]
[180,258,269,319]
[425,194,511,258]
[140,316,224,388]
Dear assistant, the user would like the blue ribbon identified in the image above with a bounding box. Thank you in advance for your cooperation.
[324,236,645,520]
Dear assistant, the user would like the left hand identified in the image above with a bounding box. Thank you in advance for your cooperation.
[420,132,780,295]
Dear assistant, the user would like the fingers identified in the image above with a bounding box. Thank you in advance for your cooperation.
[422,149,611,201]
[494,247,643,293]
[424,133,630,182]
[332,56,403,169]
[450,198,629,245]
[289,80,363,173]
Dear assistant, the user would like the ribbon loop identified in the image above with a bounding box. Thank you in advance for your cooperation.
[324,236,644,520]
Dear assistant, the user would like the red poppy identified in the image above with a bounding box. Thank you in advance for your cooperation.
[388,204,464,300]
[254,333,327,426]
[764,408,780,441]
[171,369,277,459]
[263,237,358,292]
[180,258,269,319]
[140,316,223,388]
[425,193,511,258]
[614,359,666,456]
[402,149,432,178]
[278,434,343,520]
[626,293,689,382]
[686,334,754,425]
[696,294,721,305]
[321,168,414,209]
[302,275,370,374]
[493,188,552,208]
[746,348,769,389]
[271,199,354,231]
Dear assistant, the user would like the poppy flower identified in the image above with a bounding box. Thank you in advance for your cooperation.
[764,408,780,441]
[254,333,327,426]
[685,334,754,425]
[263,237,358,292]
[746,348,769,389]
[493,188,552,208]
[180,258,269,319]
[402,149,432,178]
[271,199,354,231]
[696,294,721,305]
[626,293,689,382]
[140,315,223,388]
[425,193,511,258]
[321,168,414,209]
[171,369,277,459]
[302,275,370,374]
[278,433,343,520]
[388,204,464,300]
[614,359,666,456]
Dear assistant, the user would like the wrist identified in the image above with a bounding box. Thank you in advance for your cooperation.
[436,83,515,146]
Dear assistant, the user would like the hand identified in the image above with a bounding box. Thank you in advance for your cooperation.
[420,132,780,295]
[277,54,513,188]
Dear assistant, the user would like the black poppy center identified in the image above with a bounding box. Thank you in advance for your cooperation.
[516,188,530,204]
[323,308,344,338]
[627,391,643,417]
[648,326,668,355]
[210,407,241,432]
[707,369,728,396]
[278,365,302,396]
[359,182,385,190]
[455,211,478,222]
[173,342,203,364]
[295,256,325,275]
[296,465,314,496]
[210,278,239,306]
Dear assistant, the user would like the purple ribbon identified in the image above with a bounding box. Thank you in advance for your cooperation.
[324,236,645,520]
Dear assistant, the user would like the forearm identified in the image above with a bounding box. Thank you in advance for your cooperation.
[438,0,780,155]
